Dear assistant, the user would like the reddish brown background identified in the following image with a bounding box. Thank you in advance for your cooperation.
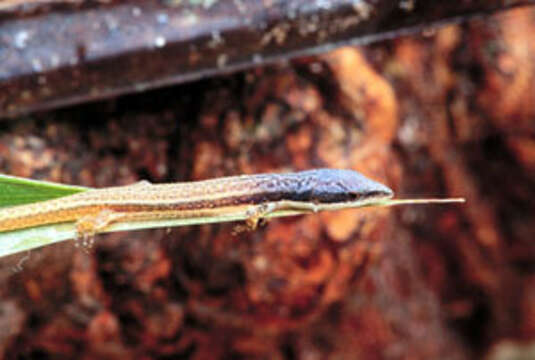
[0,5,534,360]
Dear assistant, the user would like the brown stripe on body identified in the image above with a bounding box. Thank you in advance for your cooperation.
[85,191,286,213]
[0,191,285,232]
[73,175,301,204]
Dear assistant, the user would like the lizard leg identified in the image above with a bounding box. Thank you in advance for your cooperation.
[75,210,124,250]
[233,201,319,235]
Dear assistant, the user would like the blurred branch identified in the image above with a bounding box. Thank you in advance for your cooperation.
[1,0,534,118]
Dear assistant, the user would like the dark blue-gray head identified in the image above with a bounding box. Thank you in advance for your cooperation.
[296,169,393,204]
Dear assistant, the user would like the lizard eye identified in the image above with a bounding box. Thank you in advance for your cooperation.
[348,192,363,200]
[364,190,394,199]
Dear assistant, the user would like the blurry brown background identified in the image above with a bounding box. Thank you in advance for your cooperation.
[0,2,534,360]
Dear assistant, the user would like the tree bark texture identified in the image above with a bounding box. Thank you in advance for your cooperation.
[1,0,535,118]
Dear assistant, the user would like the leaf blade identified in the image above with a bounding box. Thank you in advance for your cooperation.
[0,174,90,207]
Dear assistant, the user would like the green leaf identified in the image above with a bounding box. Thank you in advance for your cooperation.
[0,174,90,207]
[0,208,295,258]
